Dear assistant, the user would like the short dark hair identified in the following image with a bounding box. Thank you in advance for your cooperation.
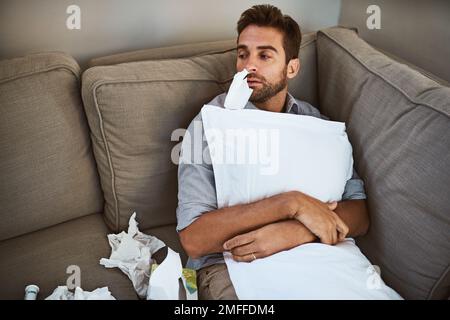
[237,4,302,63]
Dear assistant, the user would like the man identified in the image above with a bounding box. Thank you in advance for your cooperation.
[176,4,369,300]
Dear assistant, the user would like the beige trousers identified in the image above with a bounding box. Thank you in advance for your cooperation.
[197,263,238,300]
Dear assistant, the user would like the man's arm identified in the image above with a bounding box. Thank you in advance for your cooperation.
[334,199,369,237]
[179,192,294,259]
[180,191,347,259]
[223,219,317,262]
[224,199,369,262]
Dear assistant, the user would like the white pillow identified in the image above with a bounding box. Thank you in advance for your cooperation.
[201,105,403,300]
[201,104,354,208]
[224,240,402,300]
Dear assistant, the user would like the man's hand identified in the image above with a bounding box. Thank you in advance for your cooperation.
[288,191,349,245]
[223,220,317,262]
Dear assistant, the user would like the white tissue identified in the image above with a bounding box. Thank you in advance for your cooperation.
[147,247,183,300]
[224,69,253,109]
[45,286,115,300]
[99,212,166,299]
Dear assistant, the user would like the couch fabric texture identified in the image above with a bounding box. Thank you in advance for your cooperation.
[0,52,103,242]
[317,28,450,300]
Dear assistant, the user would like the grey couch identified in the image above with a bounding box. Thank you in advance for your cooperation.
[0,27,449,300]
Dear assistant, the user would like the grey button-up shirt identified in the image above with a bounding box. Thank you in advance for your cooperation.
[176,92,367,270]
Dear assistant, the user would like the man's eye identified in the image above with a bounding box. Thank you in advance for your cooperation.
[260,54,270,60]
[238,53,247,59]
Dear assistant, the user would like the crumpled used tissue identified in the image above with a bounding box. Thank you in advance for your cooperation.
[46,286,115,300]
[99,212,166,299]
[224,68,253,110]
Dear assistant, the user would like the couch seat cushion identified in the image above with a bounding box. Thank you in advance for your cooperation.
[0,214,137,299]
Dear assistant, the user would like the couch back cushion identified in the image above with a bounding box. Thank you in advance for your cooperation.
[317,27,450,300]
[87,32,319,108]
[81,35,318,233]
[88,39,238,68]
[0,52,103,241]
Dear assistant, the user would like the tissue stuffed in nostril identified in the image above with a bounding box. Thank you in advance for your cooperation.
[224,69,253,110]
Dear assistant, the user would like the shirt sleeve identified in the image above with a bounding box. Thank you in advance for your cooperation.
[341,167,367,200]
[176,113,218,232]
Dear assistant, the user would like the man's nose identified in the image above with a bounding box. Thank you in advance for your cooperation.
[244,55,257,73]
[245,64,257,73]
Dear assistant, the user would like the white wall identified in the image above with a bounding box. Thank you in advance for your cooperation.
[340,0,450,83]
[0,0,341,68]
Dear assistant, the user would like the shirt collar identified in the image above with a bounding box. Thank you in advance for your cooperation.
[285,92,299,114]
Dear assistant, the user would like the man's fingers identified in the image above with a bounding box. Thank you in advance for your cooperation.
[327,201,338,211]
[338,229,347,242]
[333,213,349,241]
[325,229,336,245]
[319,232,332,245]
[223,233,254,250]
[336,219,349,241]
[318,223,339,245]
[232,252,260,263]
[231,242,256,257]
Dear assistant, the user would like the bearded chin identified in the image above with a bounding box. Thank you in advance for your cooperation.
[250,77,288,104]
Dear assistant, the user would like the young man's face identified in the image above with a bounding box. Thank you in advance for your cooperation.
[237,25,291,104]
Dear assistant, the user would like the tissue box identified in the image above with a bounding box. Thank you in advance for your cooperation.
[150,263,198,300]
